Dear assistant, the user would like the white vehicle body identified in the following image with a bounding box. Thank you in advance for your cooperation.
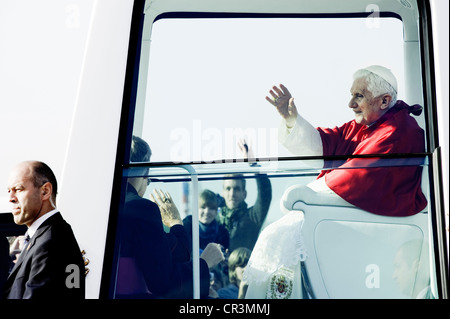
[0,0,447,299]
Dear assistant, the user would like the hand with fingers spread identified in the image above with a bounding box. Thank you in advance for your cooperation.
[265,84,298,128]
[150,189,183,227]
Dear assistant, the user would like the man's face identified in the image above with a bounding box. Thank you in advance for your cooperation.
[7,163,43,227]
[222,179,247,210]
[349,78,387,126]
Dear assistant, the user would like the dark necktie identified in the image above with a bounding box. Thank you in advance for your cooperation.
[14,234,31,266]
[23,234,30,250]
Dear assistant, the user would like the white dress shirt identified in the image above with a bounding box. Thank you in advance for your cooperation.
[26,209,59,239]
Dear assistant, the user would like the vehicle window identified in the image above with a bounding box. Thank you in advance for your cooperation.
[135,16,422,163]
[108,12,439,299]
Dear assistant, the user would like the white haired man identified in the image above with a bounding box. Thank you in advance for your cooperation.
[267,65,426,216]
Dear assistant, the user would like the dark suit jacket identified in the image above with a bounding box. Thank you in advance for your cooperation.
[116,184,191,298]
[116,185,214,299]
[3,212,85,299]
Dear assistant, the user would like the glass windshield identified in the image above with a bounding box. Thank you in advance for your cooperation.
[136,17,410,163]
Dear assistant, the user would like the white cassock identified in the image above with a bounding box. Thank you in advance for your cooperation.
[243,118,351,299]
[243,211,307,299]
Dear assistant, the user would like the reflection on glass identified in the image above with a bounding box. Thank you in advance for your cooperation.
[393,239,433,299]
[115,136,191,299]
[217,247,251,299]
[218,174,272,252]
[139,18,406,163]
[183,189,229,253]
[117,156,434,299]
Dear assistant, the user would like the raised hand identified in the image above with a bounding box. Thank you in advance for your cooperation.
[150,189,183,227]
[265,84,298,128]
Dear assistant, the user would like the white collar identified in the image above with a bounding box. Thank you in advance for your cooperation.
[26,209,59,239]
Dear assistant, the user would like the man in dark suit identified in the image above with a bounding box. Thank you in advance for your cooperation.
[115,136,192,298]
[3,161,85,299]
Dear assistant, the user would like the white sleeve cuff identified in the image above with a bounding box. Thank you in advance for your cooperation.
[278,116,323,157]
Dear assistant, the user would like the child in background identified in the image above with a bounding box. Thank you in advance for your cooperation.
[183,189,230,253]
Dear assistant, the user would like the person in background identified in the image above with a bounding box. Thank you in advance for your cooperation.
[115,136,190,298]
[208,265,228,298]
[182,189,229,253]
[217,141,272,251]
[150,188,225,298]
[217,247,251,299]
